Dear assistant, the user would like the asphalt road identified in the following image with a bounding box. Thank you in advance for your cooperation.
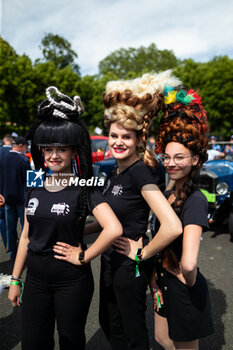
[0,222,233,350]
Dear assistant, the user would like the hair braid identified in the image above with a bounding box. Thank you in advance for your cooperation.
[171,167,199,215]
[75,118,93,221]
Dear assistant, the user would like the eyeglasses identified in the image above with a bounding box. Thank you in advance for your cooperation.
[161,154,192,165]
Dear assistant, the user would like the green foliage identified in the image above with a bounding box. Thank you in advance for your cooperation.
[76,72,118,133]
[0,37,36,134]
[174,56,233,136]
[39,33,80,74]
[98,43,180,79]
[1,35,233,139]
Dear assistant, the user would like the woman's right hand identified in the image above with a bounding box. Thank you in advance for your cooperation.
[8,284,22,307]
[53,242,83,265]
[113,236,143,261]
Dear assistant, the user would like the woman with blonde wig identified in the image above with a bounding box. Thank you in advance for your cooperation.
[86,70,183,350]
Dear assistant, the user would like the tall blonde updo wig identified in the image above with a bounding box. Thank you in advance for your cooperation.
[103,70,182,167]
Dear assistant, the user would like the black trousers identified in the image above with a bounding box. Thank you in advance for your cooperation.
[22,251,94,350]
[99,256,153,350]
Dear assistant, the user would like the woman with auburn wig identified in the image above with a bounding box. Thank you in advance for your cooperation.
[86,70,183,350]
[116,87,214,349]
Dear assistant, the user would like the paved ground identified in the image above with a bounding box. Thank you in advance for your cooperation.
[0,222,233,350]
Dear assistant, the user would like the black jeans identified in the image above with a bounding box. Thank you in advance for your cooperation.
[22,251,94,350]
[99,256,153,350]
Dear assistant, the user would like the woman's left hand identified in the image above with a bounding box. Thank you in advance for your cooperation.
[0,194,5,206]
[53,242,83,265]
[113,236,143,261]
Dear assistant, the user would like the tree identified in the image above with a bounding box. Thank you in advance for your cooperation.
[39,33,80,74]
[174,57,233,137]
[76,72,118,133]
[98,43,180,79]
[0,37,36,134]
[0,36,18,125]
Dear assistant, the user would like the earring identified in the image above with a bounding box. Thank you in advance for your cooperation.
[72,159,79,176]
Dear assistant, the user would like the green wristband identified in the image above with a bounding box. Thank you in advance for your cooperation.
[10,280,22,286]
[155,292,162,308]
[135,251,140,277]
[10,280,24,303]
[135,252,140,264]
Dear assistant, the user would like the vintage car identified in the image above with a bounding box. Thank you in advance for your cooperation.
[91,135,112,163]
[199,158,233,241]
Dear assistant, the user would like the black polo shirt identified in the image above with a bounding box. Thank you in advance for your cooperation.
[103,159,157,266]
[25,186,105,253]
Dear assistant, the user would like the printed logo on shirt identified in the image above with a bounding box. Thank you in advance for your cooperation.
[111,184,123,196]
[27,170,44,187]
[26,198,39,216]
[51,203,70,215]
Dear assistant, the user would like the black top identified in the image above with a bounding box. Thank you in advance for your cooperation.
[103,159,157,266]
[0,151,31,205]
[154,189,209,262]
[25,186,105,253]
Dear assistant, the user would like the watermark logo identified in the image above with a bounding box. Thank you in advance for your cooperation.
[26,170,105,188]
[27,170,45,187]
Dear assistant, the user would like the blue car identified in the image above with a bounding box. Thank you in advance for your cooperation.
[199,159,233,241]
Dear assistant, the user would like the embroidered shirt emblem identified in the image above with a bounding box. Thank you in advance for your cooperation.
[26,198,39,216]
[111,184,123,196]
[51,203,70,215]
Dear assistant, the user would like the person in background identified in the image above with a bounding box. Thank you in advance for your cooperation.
[0,133,13,158]
[148,135,156,149]
[8,86,122,350]
[210,136,222,151]
[86,70,183,350]
[207,143,225,161]
[0,133,14,248]
[0,136,31,260]
[224,135,233,155]
[0,194,12,288]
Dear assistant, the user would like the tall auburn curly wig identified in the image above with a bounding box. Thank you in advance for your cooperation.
[156,87,209,215]
[103,70,181,167]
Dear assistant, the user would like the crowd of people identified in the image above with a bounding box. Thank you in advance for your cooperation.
[0,71,217,349]
[207,135,233,160]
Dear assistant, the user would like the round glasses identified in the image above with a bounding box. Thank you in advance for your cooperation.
[161,154,192,165]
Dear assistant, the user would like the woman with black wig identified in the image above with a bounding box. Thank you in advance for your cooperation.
[8,86,122,350]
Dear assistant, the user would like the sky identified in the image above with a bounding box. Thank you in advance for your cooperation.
[1,0,233,76]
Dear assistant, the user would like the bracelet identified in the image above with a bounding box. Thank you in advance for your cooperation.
[135,252,140,264]
[150,287,162,308]
[10,280,24,304]
[11,275,22,281]
[135,251,140,277]
[10,280,22,286]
